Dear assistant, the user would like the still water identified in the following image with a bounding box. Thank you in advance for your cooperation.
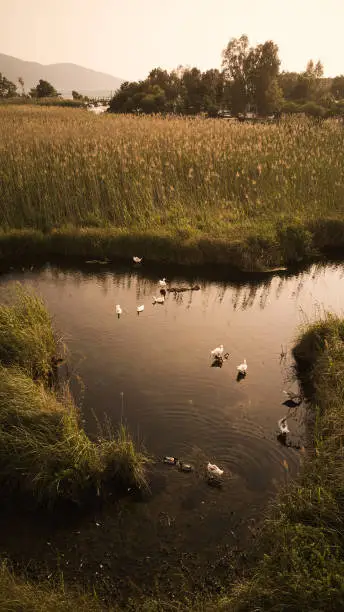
[0,260,343,598]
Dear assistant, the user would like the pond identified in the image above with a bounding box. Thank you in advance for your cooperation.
[0,260,342,603]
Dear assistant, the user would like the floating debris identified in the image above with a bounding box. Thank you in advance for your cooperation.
[85,259,109,265]
[282,459,289,472]
[152,295,165,304]
[137,305,144,313]
[133,256,143,263]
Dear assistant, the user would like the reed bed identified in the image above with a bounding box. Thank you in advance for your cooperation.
[0,106,343,246]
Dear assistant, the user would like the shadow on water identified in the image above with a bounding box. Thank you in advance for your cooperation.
[0,257,343,601]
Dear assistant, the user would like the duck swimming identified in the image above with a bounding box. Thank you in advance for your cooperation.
[207,462,224,477]
[211,345,224,360]
[237,359,247,375]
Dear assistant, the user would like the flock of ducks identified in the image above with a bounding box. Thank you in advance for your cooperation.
[118,256,301,484]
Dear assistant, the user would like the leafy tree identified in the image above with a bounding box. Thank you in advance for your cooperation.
[0,73,17,98]
[30,79,59,98]
[221,35,250,114]
[278,71,299,99]
[72,90,83,100]
[292,59,324,102]
[246,40,281,115]
[331,75,344,100]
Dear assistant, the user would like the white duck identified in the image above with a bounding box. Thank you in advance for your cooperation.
[115,304,122,316]
[152,296,165,304]
[237,359,247,375]
[278,417,290,435]
[211,344,224,360]
[133,256,142,264]
[159,278,167,288]
[137,305,144,313]
[207,463,224,477]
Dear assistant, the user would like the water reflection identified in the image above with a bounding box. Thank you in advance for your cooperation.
[1,260,343,497]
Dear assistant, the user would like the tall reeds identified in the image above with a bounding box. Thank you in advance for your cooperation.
[0,107,343,237]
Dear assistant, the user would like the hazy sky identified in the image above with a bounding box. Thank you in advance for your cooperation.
[2,0,343,79]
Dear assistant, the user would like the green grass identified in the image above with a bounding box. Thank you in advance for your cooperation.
[0,286,149,507]
[220,314,344,611]
[0,106,344,270]
[0,283,56,380]
[0,561,105,612]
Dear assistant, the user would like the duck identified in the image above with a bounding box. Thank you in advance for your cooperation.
[152,296,165,304]
[177,461,193,473]
[278,416,290,435]
[159,278,167,288]
[211,345,224,360]
[207,462,224,477]
[237,359,247,375]
[163,456,178,465]
[282,390,302,407]
[137,305,144,313]
[133,256,143,264]
[115,304,122,316]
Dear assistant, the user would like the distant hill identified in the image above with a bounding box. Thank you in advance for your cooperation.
[0,53,124,97]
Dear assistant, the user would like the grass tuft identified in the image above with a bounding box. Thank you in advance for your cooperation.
[0,283,56,380]
[0,561,104,611]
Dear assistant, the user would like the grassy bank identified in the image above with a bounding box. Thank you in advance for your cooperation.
[220,315,344,611]
[0,285,148,506]
[0,106,344,270]
[0,561,104,612]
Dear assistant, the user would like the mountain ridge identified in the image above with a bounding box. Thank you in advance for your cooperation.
[0,53,124,96]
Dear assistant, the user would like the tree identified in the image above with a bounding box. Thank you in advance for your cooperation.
[72,90,83,100]
[278,71,299,100]
[30,79,59,98]
[246,40,281,115]
[0,73,17,98]
[221,35,250,114]
[292,59,324,102]
[331,75,344,100]
[18,76,25,96]
[264,78,284,113]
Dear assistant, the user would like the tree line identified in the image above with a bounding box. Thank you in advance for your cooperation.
[109,35,344,118]
[1,34,344,118]
[0,75,89,103]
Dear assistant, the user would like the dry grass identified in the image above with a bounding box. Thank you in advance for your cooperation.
[0,106,343,242]
[0,561,106,612]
